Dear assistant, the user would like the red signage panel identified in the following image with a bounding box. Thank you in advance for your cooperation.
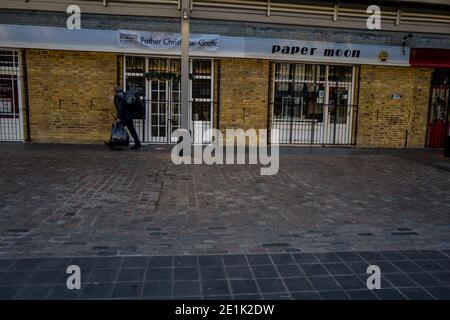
[410,48,450,68]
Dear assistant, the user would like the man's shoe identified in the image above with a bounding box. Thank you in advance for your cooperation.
[104,141,114,149]
[131,144,141,150]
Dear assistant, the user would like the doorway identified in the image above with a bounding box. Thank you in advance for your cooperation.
[427,69,450,148]
[0,49,24,142]
[124,56,213,144]
[271,63,356,145]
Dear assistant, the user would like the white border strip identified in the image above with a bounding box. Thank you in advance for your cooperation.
[0,24,411,66]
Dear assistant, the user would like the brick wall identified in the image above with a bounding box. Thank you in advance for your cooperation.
[356,65,432,148]
[410,68,433,147]
[219,58,269,130]
[218,58,270,145]
[26,49,117,143]
[23,49,433,147]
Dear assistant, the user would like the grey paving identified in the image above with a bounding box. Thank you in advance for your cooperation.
[0,144,450,299]
[0,251,447,300]
[0,144,449,258]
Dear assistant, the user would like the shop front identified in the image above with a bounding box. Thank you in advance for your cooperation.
[410,48,450,148]
[0,49,24,142]
[272,63,357,145]
[0,24,420,147]
[124,56,215,144]
[427,69,450,148]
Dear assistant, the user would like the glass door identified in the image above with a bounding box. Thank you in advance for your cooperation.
[272,63,354,145]
[169,77,181,143]
[427,69,450,147]
[272,63,355,145]
[125,56,213,144]
[148,77,182,144]
[326,66,354,145]
[191,60,213,144]
[149,78,168,143]
[272,63,326,144]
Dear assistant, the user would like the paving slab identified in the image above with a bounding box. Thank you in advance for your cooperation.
[0,144,449,259]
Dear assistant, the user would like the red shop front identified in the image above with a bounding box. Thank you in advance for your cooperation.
[410,48,450,148]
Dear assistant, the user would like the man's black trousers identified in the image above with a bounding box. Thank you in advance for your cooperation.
[121,119,141,145]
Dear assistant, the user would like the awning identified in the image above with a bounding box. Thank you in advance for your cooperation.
[0,24,411,66]
[410,48,450,68]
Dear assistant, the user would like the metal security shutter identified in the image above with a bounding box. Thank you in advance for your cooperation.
[0,49,24,142]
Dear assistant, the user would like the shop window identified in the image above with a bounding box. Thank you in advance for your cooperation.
[125,56,145,74]
[124,56,213,143]
[292,64,326,82]
[431,69,450,86]
[0,50,19,68]
[148,58,168,73]
[328,86,350,124]
[328,65,352,83]
[191,60,212,124]
[171,80,181,102]
[429,69,449,123]
[272,62,356,145]
[125,56,146,106]
[0,76,19,118]
[192,79,211,99]
[427,69,450,147]
[274,63,353,123]
[192,101,211,121]
[169,59,181,75]
[0,49,23,142]
[430,91,448,122]
[191,60,212,100]
[275,63,291,81]
[274,63,326,123]
[125,76,145,96]
[192,60,211,76]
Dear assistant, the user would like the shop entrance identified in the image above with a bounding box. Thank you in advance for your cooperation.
[146,58,181,143]
[427,69,450,148]
[124,56,213,144]
[271,63,357,145]
[0,49,24,142]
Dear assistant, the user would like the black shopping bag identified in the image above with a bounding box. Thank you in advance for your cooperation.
[110,122,130,147]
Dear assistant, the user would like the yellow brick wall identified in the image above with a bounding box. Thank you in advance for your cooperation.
[24,50,432,147]
[219,58,269,132]
[356,65,432,148]
[410,68,433,147]
[26,49,118,143]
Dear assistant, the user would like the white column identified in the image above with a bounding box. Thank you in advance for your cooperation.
[180,0,190,131]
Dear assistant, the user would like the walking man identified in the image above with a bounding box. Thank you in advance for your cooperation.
[111,86,141,150]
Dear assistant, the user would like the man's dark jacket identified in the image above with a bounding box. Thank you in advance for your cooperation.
[114,91,133,121]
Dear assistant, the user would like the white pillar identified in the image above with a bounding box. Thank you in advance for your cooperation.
[180,0,190,131]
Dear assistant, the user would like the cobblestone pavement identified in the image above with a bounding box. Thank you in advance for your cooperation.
[0,143,449,258]
[0,251,449,300]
